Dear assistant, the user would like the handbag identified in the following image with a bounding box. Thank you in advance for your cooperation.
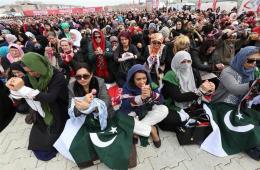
[176,113,212,145]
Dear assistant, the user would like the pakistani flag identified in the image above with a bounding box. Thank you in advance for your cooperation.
[201,103,260,157]
[54,113,134,169]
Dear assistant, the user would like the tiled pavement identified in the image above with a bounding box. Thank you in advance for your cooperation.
[1,113,260,170]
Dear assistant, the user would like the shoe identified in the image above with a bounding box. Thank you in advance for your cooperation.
[152,126,161,148]
[133,137,138,144]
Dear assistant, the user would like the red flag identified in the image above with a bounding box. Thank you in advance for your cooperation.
[197,0,202,10]
[212,0,218,11]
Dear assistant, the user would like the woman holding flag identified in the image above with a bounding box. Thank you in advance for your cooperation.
[212,46,260,105]
[54,62,135,169]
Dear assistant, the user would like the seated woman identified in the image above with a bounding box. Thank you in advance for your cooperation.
[113,31,140,87]
[163,35,190,73]
[0,79,16,132]
[158,51,215,132]
[212,46,260,105]
[120,64,168,148]
[1,44,24,72]
[143,33,165,87]
[58,38,77,82]
[190,39,225,86]
[7,61,29,114]
[54,63,134,169]
[5,52,69,161]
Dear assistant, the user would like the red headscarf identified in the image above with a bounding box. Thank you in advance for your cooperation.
[91,29,105,51]
[91,29,109,79]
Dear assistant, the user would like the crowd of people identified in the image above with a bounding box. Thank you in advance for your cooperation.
[0,6,260,169]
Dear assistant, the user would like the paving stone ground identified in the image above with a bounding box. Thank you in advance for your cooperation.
[1,113,260,170]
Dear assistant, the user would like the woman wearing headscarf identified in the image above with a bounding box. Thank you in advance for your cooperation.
[212,46,260,105]
[58,38,77,82]
[1,44,24,71]
[58,22,71,39]
[120,64,168,148]
[4,34,17,45]
[143,33,165,87]
[88,29,115,83]
[5,52,69,161]
[114,31,140,87]
[69,29,82,49]
[158,51,215,131]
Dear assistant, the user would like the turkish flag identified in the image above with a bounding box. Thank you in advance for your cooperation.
[197,0,202,10]
[212,0,218,11]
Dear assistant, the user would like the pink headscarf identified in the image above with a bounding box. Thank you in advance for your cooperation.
[7,44,24,63]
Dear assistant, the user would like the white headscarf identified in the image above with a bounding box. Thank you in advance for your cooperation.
[69,29,82,47]
[171,51,197,109]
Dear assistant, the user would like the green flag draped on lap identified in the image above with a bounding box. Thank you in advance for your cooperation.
[54,113,134,169]
[201,103,260,157]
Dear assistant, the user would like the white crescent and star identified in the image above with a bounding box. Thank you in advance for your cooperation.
[90,126,118,148]
[224,110,254,133]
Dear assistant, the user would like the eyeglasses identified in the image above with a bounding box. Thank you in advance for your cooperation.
[75,74,91,80]
[151,41,162,45]
[181,59,192,64]
[94,36,101,39]
[246,59,256,64]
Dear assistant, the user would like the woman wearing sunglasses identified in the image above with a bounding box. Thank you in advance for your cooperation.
[88,29,115,83]
[143,33,165,87]
[158,51,215,132]
[68,62,113,115]
[212,46,260,105]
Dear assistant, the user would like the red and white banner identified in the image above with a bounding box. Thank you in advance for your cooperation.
[212,0,218,11]
[197,0,202,10]
[23,7,103,16]
[238,0,260,14]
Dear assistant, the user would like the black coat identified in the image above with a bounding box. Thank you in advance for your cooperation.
[0,80,16,132]
[24,68,69,150]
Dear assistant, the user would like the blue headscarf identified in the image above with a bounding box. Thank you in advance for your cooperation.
[230,46,259,83]
[0,46,9,58]
[125,64,152,95]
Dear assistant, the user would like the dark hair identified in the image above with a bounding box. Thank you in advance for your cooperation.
[74,62,94,74]
[79,37,89,53]
[199,39,217,55]
[202,24,214,35]
[47,31,56,37]
[118,30,132,45]
[73,62,99,97]
[129,70,149,89]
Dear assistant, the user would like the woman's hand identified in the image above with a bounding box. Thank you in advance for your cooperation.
[75,100,90,111]
[6,77,24,91]
[215,63,225,70]
[200,80,215,94]
[141,85,151,100]
[137,43,142,48]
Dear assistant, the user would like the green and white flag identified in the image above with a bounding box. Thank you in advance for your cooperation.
[54,113,134,169]
[201,103,260,157]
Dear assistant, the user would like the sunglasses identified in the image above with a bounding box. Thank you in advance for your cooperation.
[246,59,256,64]
[151,41,162,45]
[75,74,91,80]
[94,36,101,39]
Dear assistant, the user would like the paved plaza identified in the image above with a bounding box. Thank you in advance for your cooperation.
[1,113,260,170]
